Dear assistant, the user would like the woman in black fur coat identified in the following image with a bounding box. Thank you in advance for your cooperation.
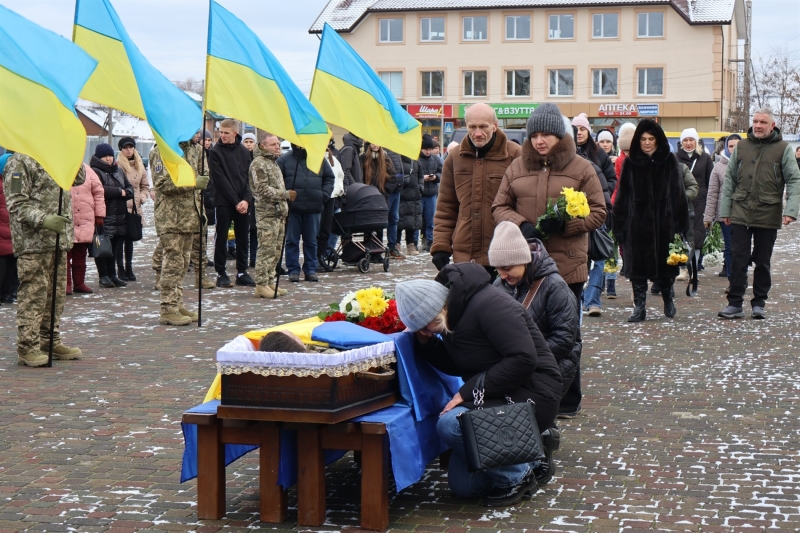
[612,120,690,322]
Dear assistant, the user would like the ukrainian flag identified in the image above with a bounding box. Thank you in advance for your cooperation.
[310,24,421,160]
[0,6,97,190]
[73,0,200,186]
[206,1,330,171]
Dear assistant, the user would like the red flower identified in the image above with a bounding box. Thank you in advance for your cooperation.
[324,311,348,322]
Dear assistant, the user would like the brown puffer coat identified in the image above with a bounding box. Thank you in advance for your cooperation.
[492,135,606,285]
[432,129,521,265]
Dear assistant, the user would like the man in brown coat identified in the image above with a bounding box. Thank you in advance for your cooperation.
[431,103,521,271]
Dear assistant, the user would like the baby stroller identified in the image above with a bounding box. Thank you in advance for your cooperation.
[320,183,391,273]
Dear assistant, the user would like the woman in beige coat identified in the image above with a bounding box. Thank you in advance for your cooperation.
[116,137,150,281]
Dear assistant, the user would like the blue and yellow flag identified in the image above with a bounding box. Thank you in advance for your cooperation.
[206,1,331,171]
[310,24,421,160]
[73,0,200,186]
[0,6,97,190]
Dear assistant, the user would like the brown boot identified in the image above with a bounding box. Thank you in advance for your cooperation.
[179,306,199,322]
[255,285,275,298]
[41,343,82,360]
[18,350,49,367]
[159,313,192,326]
[268,284,287,297]
[196,275,215,289]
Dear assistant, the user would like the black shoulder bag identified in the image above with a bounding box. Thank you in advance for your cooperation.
[589,224,615,261]
[458,372,545,473]
[125,201,143,242]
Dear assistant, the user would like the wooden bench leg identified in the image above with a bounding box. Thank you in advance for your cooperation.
[197,422,225,519]
[297,427,325,526]
[259,423,287,523]
[360,433,389,531]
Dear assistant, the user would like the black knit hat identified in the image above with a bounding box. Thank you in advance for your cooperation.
[421,134,436,150]
[95,143,115,159]
[526,103,566,139]
[118,136,135,150]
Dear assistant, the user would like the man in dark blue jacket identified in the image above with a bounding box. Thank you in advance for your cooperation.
[278,145,335,282]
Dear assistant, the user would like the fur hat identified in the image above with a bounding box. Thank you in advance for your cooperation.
[571,113,591,132]
[488,221,532,268]
[395,280,449,332]
[526,103,566,139]
[617,123,637,151]
[94,143,114,159]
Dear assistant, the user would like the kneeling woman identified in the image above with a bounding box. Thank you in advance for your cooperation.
[396,263,562,507]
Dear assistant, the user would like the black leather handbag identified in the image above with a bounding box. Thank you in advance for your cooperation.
[458,373,544,473]
[125,202,143,242]
[589,225,615,261]
[88,227,113,258]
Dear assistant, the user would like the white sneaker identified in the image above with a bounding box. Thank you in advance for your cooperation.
[676,269,689,281]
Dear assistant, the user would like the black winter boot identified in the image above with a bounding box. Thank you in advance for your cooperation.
[125,262,136,281]
[116,258,128,281]
[628,280,648,322]
[661,279,676,318]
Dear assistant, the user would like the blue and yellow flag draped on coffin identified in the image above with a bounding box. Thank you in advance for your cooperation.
[73,0,200,186]
[310,24,421,160]
[0,6,97,190]
[206,1,331,171]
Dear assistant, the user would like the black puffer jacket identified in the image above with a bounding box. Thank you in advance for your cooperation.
[338,133,363,188]
[90,155,133,237]
[398,159,422,232]
[416,262,562,430]
[578,140,617,195]
[277,146,335,214]
[494,240,580,398]
[415,152,442,197]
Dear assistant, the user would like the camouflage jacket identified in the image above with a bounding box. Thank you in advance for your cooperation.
[183,141,209,225]
[249,145,289,227]
[151,145,201,235]
[3,154,85,256]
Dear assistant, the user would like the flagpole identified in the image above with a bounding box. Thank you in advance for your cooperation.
[47,189,64,367]
[198,0,213,328]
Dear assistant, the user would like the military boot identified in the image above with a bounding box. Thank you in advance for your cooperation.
[41,343,82,360]
[255,285,275,298]
[18,350,49,367]
[269,284,288,297]
[196,274,215,289]
[159,313,192,326]
[179,306,199,322]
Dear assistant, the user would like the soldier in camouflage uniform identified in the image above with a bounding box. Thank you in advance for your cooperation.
[249,134,292,298]
[3,154,85,366]
[150,144,206,326]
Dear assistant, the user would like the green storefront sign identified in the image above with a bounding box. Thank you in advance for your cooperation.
[458,103,539,119]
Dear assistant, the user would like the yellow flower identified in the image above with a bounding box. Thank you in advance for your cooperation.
[354,287,388,317]
[680,254,688,263]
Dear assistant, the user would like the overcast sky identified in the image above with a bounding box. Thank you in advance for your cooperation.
[3,0,798,95]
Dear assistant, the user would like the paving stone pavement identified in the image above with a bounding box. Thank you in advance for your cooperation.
[1,217,799,532]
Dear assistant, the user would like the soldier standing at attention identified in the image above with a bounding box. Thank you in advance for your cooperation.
[150,144,207,326]
[249,133,293,298]
[3,154,85,366]
[186,137,215,290]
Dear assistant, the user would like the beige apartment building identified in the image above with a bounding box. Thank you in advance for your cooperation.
[311,0,746,142]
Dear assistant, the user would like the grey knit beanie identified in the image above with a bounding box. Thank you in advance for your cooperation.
[395,280,449,332]
[488,221,532,268]
[527,103,565,139]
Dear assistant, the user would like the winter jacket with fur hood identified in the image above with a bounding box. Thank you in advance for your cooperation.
[492,134,607,285]
[494,239,579,398]
[612,120,690,280]
[415,262,562,430]
[116,151,149,216]
[70,164,106,244]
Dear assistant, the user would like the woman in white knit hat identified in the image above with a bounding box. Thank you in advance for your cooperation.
[395,262,562,507]
[675,128,714,279]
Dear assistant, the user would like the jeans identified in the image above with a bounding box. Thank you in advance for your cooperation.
[728,224,777,309]
[719,221,732,278]
[214,205,249,275]
[437,406,535,498]
[582,260,605,309]
[285,211,321,275]
[387,191,400,249]
[421,195,437,243]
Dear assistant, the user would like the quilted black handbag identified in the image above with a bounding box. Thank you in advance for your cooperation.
[458,373,544,472]
[588,225,615,261]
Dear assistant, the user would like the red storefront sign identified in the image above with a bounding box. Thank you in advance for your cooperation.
[406,104,453,119]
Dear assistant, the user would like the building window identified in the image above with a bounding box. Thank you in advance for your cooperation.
[548,69,574,96]
[379,71,403,99]
[420,17,445,42]
[505,15,530,40]
[592,13,618,38]
[506,69,531,97]
[548,14,574,39]
[592,68,618,96]
[421,71,444,97]
[637,67,663,95]
[463,70,488,97]
[463,16,488,41]
[379,18,403,42]
[637,12,664,38]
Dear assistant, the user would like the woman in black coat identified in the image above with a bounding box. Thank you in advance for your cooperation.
[489,223,580,400]
[90,143,133,288]
[396,263,562,506]
[397,157,422,254]
[612,120,690,322]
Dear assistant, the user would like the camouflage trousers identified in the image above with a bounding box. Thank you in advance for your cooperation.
[152,222,207,274]
[159,233,192,315]
[254,217,286,287]
[16,250,67,355]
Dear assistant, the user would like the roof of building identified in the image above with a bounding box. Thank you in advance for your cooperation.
[76,99,155,141]
[309,0,740,33]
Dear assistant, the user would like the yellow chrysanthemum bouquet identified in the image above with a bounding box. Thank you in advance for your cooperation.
[318,286,405,334]
[666,233,690,266]
[535,187,590,239]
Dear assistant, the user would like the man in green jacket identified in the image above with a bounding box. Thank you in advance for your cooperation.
[718,108,800,319]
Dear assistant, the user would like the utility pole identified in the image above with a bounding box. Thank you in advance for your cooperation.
[106,108,114,145]
[440,70,445,145]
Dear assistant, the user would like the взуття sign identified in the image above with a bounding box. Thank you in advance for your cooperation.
[458,103,539,119]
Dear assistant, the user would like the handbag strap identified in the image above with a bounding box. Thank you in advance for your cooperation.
[521,277,545,310]
[472,373,486,409]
